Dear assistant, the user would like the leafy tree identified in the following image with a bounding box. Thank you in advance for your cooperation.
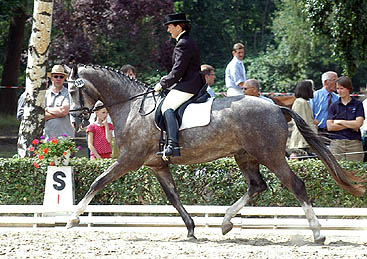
[301,0,367,76]
[246,0,346,92]
[50,0,175,75]
[174,0,277,68]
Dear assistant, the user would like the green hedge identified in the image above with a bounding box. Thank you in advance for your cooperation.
[0,157,366,207]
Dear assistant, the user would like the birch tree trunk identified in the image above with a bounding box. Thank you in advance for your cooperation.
[17,0,53,157]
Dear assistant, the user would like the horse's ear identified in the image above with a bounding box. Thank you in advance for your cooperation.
[64,65,71,74]
[66,63,79,80]
[72,63,78,79]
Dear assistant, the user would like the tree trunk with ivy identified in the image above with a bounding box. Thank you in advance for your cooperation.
[17,0,53,158]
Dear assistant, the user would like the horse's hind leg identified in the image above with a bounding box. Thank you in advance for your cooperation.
[222,153,267,235]
[268,159,325,244]
[66,161,126,228]
[150,165,196,239]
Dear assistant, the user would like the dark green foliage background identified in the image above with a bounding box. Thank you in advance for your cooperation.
[1,157,366,207]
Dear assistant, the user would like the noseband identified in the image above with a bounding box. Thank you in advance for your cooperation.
[68,78,96,126]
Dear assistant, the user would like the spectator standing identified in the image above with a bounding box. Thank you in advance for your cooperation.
[88,107,115,158]
[309,71,338,134]
[200,64,216,97]
[121,64,137,79]
[327,76,364,161]
[87,101,114,160]
[289,80,318,152]
[242,79,274,104]
[44,65,75,139]
[225,43,246,97]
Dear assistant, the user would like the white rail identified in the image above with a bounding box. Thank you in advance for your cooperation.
[0,205,366,231]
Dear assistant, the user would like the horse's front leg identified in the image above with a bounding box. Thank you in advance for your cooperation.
[66,161,126,229]
[150,165,196,239]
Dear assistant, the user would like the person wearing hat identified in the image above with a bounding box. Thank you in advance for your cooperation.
[154,13,206,158]
[44,64,75,139]
[86,101,114,160]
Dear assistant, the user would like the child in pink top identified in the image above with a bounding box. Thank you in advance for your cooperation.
[87,102,114,159]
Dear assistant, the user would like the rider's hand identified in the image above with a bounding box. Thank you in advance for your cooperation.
[154,83,163,93]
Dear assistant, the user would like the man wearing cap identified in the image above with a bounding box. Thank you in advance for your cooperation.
[154,13,205,158]
[44,65,75,139]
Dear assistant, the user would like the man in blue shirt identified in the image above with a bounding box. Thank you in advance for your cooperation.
[225,43,246,97]
[200,64,216,98]
[309,71,338,132]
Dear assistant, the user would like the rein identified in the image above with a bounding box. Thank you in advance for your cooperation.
[68,78,158,117]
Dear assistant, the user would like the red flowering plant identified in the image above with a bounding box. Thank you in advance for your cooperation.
[29,135,82,168]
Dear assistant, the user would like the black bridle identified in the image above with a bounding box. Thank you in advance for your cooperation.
[68,77,158,125]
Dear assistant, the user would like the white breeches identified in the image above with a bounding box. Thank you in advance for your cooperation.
[161,89,194,113]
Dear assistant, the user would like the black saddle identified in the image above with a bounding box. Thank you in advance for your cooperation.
[154,85,210,131]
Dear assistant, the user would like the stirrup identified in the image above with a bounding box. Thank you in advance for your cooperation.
[156,144,181,158]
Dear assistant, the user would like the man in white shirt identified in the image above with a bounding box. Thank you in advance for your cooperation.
[225,43,246,97]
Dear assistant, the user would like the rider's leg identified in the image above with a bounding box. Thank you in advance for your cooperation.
[157,108,180,156]
[157,90,193,157]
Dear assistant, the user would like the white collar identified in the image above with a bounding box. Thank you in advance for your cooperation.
[233,56,243,63]
[176,30,186,41]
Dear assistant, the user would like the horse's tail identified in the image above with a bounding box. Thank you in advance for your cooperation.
[280,106,366,197]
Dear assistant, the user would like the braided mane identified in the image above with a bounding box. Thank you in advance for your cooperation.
[79,63,151,90]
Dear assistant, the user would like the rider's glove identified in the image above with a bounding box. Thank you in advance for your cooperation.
[154,83,163,93]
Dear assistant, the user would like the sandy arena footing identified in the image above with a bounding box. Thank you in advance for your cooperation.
[0,227,366,258]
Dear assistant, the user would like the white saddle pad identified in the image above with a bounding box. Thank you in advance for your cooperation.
[179,97,214,130]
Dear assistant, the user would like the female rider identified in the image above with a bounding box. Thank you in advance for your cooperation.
[154,13,205,157]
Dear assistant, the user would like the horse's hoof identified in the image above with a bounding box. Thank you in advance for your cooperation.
[187,235,197,241]
[314,235,326,245]
[65,217,80,229]
[222,221,233,235]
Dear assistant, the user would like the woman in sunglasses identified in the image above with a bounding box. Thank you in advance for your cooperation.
[44,65,75,139]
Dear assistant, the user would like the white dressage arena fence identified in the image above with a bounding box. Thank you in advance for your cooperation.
[0,205,367,232]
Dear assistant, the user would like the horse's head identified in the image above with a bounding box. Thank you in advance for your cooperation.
[66,64,99,132]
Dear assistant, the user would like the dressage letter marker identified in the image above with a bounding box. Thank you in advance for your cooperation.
[43,166,75,216]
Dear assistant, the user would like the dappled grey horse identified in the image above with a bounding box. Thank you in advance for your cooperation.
[65,64,365,244]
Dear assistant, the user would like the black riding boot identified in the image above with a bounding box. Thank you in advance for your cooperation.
[156,109,181,157]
